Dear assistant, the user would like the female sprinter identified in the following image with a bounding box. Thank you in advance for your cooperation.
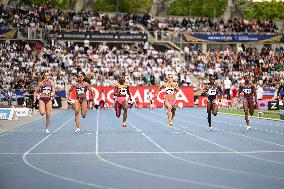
[238,75,257,130]
[34,72,56,133]
[155,74,179,127]
[68,73,93,132]
[203,76,222,131]
[114,75,132,128]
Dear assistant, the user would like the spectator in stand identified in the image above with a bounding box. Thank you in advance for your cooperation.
[146,16,279,36]
[223,77,232,100]
[1,4,143,34]
[231,84,239,109]
[7,88,13,106]
[278,82,284,105]
[256,84,264,101]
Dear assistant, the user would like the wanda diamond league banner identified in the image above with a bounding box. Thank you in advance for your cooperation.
[80,86,194,107]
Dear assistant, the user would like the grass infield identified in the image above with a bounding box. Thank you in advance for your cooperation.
[219,108,281,120]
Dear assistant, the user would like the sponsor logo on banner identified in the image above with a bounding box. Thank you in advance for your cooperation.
[14,108,30,117]
[257,100,268,110]
[52,97,62,108]
[263,87,276,96]
[268,101,279,110]
[55,90,66,98]
[0,108,14,120]
[84,86,194,107]
[48,31,148,42]
[198,96,208,107]
[185,33,283,43]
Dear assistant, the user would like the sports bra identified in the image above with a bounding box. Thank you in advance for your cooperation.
[164,82,178,95]
[117,83,128,96]
[207,85,219,96]
[242,84,252,95]
[165,87,175,95]
[75,83,87,96]
[41,81,52,95]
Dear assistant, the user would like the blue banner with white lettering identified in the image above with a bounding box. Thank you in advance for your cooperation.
[184,33,284,43]
[56,90,66,98]
[0,27,17,39]
[0,108,14,120]
[263,87,276,96]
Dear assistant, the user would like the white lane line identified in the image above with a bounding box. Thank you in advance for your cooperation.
[181,109,284,134]
[134,111,284,180]
[214,117,283,135]
[153,109,284,147]
[127,118,284,182]
[218,112,284,124]
[2,150,284,155]
[138,111,284,165]
[175,112,284,147]
[0,111,66,137]
[195,107,284,123]
[95,111,242,189]
[190,108,284,126]
[0,119,44,137]
[22,116,112,189]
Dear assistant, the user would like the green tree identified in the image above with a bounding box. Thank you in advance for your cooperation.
[243,1,284,20]
[93,0,152,13]
[93,0,117,12]
[22,0,75,9]
[166,0,227,17]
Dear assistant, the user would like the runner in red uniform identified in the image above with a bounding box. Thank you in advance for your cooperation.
[68,73,93,132]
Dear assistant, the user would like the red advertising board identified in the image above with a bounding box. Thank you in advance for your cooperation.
[81,86,194,107]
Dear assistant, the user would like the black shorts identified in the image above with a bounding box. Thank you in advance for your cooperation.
[207,96,217,104]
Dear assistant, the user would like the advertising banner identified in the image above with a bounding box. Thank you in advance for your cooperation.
[263,87,276,96]
[56,90,66,98]
[0,108,14,120]
[258,100,268,110]
[71,86,194,108]
[52,97,62,108]
[48,31,148,42]
[184,33,284,43]
[14,108,30,117]
[268,101,280,110]
[0,27,17,39]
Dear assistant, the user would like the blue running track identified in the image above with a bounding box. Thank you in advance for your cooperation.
[0,108,284,189]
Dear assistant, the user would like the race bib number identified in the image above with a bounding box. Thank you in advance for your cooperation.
[243,88,252,94]
[165,87,175,95]
[42,86,52,94]
[76,86,85,95]
[120,88,128,95]
[208,89,217,96]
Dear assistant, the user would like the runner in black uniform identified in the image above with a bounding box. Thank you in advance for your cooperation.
[238,75,257,130]
[203,76,223,130]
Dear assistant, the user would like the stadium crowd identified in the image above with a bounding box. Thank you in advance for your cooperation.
[0,4,143,33]
[0,3,283,104]
[0,41,283,94]
[0,3,279,35]
[186,45,284,87]
[0,41,191,93]
[146,17,279,34]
